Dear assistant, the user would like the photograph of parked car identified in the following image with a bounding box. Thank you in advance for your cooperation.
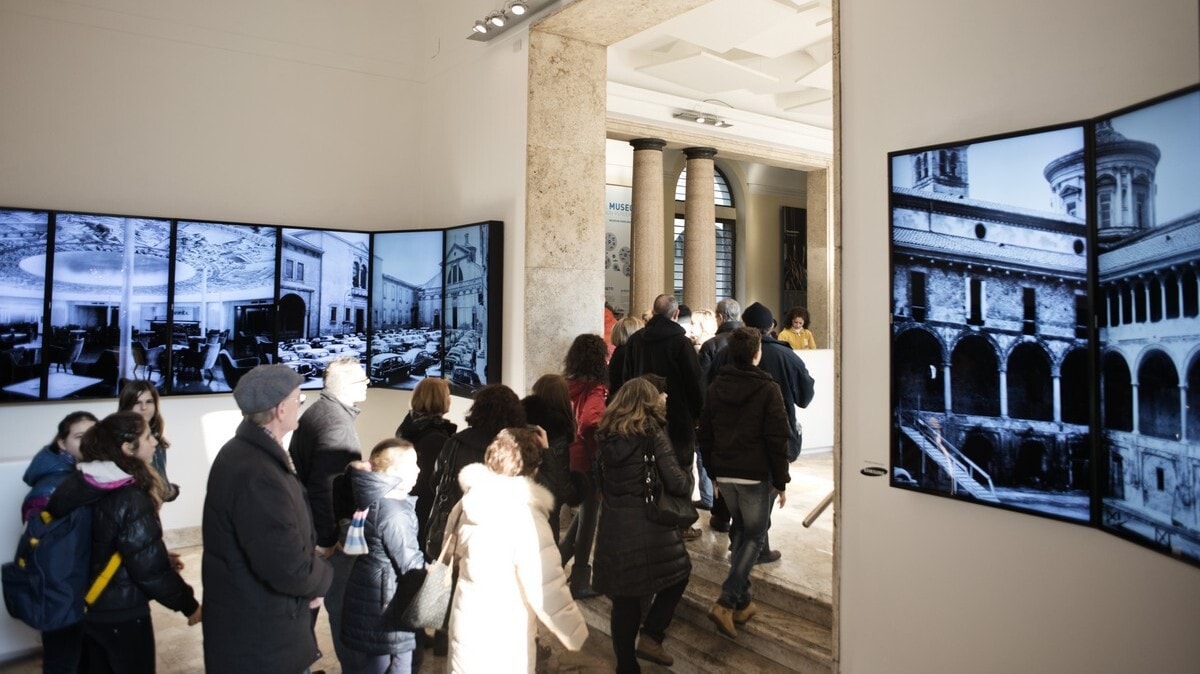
[370,230,443,390]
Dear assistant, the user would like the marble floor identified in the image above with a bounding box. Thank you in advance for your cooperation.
[0,451,834,673]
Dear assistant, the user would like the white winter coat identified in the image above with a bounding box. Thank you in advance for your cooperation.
[447,463,588,673]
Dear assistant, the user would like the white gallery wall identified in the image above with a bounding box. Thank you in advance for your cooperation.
[839,0,1200,671]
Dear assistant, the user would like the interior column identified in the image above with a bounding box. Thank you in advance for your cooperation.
[683,146,717,311]
[630,138,666,318]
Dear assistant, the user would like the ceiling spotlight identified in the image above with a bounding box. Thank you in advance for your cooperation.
[473,19,489,34]
[672,111,733,129]
[507,1,528,15]
[486,11,506,28]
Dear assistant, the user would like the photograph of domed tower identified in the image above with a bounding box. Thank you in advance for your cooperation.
[1095,87,1200,564]
[889,124,1093,522]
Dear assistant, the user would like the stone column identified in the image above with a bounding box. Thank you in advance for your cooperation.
[630,138,667,319]
[1180,384,1188,441]
[1052,374,1062,423]
[1132,382,1140,434]
[999,367,1008,418]
[682,147,717,310]
[943,362,952,412]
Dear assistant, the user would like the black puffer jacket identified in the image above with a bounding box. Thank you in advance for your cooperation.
[341,467,424,656]
[592,425,691,598]
[522,394,576,507]
[47,463,198,624]
[396,411,458,552]
[698,365,792,492]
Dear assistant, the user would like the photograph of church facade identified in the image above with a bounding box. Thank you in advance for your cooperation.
[277,228,370,388]
[890,126,1092,522]
[1096,89,1200,563]
[442,223,491,391]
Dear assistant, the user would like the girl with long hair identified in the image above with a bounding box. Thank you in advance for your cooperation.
[559,333,609,598]
[592,377,692,672]
[396,377,458,560]
[522,374,578,539]
[118,380,178,501]
[46,411,200,673]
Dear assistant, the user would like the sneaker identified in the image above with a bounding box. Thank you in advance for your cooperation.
[709,516,730,533]
[634,636,674,666]
[733,601,758,625]
[707,603,737,638]
[755,549,782,565]
[679,526,702,541]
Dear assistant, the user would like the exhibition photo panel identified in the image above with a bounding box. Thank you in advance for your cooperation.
[889,124,1093,523]
[170,221,278,394]
[0,210,50,402]
[443,222,500,394]
[277,227,371,390]
[369,230,444,391]
[47,213,174,400]
[1095,86,1200,565]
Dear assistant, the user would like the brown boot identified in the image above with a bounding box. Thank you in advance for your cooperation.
[733,601,758,625]
[707,603,737,638]
[634,635,673,666]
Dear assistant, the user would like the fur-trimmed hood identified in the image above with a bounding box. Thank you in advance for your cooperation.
[457,462,554,521]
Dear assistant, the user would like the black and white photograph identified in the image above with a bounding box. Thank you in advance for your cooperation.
[1096,86,1200,564]
[443,222,496,393]
[276,227,371,390]
[889,125,1093,522]
[369,230,444,390]
[0,210,50,403]
[168,221,277,394]
[45,213,173,400]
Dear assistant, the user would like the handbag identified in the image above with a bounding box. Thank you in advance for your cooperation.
[424,440,461,559]
[341,507,370,556]
[643,444,699,528]
[398,503,463,630]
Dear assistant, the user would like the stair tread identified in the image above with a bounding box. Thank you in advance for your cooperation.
[687,551,833,628]
[576,594,827,673]
[678,571,833,656]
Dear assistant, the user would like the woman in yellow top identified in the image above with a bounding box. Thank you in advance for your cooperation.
[778,306,817,350]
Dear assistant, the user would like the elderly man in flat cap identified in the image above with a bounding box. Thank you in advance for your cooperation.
[202,364,334,674]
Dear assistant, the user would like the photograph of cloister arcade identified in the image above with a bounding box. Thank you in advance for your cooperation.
[890,125,1093,523]
[1095,88,1200,564]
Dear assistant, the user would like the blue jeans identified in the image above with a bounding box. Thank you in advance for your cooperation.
[715,480,772,608]
[695,451,714,508]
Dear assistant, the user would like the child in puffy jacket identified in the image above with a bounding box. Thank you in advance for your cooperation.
[340,438,425,674]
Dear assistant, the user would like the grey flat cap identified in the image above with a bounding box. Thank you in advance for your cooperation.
[233,364,304,414]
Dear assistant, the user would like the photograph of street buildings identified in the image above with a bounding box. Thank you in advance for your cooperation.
[442,223,493,392]
[277,228,371,390]
[1095,89,1200,563]
[370,230,444,391]
[890,125,1093,522]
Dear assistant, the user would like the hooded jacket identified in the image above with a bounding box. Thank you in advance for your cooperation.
[697,364,793,492]
[448,464,587,673]
[202,420,333,674]
[341,467,424,656]
[620,314,705,456]
[592,425,692,598]
[21,445,77,523]
[46,462,199,624]
[566,379,606,473]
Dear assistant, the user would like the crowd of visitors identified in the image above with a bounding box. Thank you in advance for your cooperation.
[10,295,815,673]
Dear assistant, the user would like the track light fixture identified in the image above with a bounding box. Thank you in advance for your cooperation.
[673,111,733,129]
[468,0,544,41]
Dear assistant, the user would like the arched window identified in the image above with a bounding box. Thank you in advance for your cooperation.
[673,166,735,302]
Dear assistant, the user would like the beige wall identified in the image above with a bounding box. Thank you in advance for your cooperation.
[840,0,1200,671]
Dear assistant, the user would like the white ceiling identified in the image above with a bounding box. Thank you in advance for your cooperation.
[605,0,834,158]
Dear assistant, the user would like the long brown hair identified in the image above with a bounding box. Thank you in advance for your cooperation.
[596,377,666,439]
[81,411,169,507]
[530,374,577,441]
[564,333,608,384]
[118,380,170,451]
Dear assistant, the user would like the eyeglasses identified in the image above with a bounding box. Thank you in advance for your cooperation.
[296,394,307,407]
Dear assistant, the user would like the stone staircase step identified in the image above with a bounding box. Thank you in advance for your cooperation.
[687,550,833,629]
[675,571,833,673]
[575,594,806,674]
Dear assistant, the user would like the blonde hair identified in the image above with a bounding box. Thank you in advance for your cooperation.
[690,308,717,345]
[484,427,542,477]
[597,377,666,439]
[369,437,414,472]
[610,316,644,347]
